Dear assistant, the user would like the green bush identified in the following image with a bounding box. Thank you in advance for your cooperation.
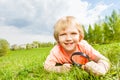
[0,39,10,56]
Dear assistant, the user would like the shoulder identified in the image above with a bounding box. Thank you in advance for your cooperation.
[77,40,94,52]
[50,44,61,54]
[78,40,90,47]
[51,44,60,51]
[45,44,61,60]
[79,40,88,44]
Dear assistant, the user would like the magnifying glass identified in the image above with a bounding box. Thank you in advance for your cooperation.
[70,52,90,67]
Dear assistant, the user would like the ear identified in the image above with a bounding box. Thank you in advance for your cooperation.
[79,35,83,41]
[57,39,60,44]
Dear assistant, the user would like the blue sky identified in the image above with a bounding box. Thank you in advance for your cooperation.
[0,0,119,45]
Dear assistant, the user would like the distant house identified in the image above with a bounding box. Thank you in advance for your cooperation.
[19,44,26,49]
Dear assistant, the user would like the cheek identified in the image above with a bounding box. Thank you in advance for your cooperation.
[58,37,64,43]
[74,35,80,42]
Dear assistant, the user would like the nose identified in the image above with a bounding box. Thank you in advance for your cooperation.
[65,34,72,40]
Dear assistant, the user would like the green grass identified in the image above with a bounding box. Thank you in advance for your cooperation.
[0,43,120,80]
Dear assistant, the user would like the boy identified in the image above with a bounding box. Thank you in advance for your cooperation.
[44,16,110,75]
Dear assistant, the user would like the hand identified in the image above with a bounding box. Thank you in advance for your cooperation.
[81,65,85,70]
[61,63,72,72]
[84,61,104,76]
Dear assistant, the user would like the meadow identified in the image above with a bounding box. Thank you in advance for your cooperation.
[0,43,120,80]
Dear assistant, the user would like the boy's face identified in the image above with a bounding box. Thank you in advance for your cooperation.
[58,26,80,53]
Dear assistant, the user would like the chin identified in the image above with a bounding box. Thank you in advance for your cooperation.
[65,47,75,52]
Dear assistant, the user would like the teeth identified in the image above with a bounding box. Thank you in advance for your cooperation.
[64,42,73,45]
[66,43,72,45]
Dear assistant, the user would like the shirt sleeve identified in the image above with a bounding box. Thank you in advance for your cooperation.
[79,40,110,75]
[79,40,108,62]
[44,47,58,70]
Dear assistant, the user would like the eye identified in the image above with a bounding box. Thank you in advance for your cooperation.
[71,32,77,35]
[59,33,66,36]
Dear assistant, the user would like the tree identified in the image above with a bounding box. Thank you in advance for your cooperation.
[82,25,88,40]
[0,39,10,56]
[87,25,94,43]
[93,24,103,43]
[114,16,120,42]
[111,10,120,42]
[85,10,120,44]
[104,10,120,43]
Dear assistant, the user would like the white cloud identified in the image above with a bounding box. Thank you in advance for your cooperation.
[0,26,55,46]
[0,0,114,45]
[84,3,111,26]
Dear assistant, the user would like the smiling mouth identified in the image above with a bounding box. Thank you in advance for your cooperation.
[65,43,73,45]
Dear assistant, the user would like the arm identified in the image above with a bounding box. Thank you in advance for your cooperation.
[84,57,110,76]
[80,40,110,75]
[44,47,72,73]
[44,62,71,73]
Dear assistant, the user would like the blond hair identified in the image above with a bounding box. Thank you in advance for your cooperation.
[54,16,84,42]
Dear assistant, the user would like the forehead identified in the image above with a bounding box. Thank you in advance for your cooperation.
[59,26,79,34]
[62,26,77,31]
